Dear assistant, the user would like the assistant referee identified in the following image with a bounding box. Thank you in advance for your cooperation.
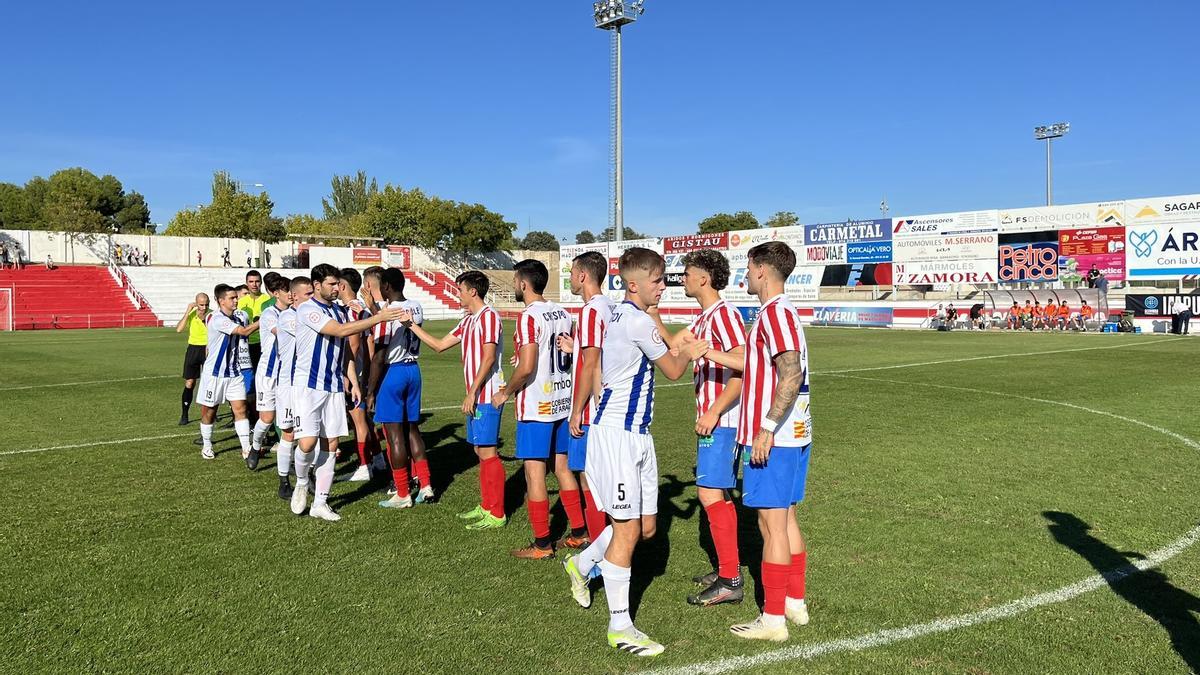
[176,293,211,425]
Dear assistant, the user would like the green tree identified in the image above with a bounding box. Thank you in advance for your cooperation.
[164,171,282,242]
[42,193,108,233]
[322,171,379,221]
[575,230,596,244]
[764,211,799,229]
[599,224,650,242]
[520,230,559,251]
[0,183,37,229]
[698,211,759,234]
[115,192,151,233]
[361,185,432,245]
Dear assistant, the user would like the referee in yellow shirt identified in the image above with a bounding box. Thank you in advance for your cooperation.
[176,293,211,425]
[237,270,270,422]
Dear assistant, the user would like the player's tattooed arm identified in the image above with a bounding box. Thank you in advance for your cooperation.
[765,350,803,424]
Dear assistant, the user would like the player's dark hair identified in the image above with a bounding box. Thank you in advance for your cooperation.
[681,249,731,291]
[213,283,236,300]
[246,270,261,281]
[380,267,406,294]
[618,247,665,278]
[363,266,384,285]
[235,284,249,293]
[455,270,490,299]
[340,267,363,294]
[290,276,312,292]
[310,264,341,284]
[747,241,796,279]
[572,251,607,285]
[266,275,290,293]
[513,259,549,294]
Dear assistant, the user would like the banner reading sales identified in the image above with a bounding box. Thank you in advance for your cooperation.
[1057,228,1125,282]
[892,210,998,238]
[998,242,1059,282]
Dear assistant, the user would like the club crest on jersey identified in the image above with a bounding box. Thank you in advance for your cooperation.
[307,312,322,324]
[651,329,664,345]
[793,421,808,437]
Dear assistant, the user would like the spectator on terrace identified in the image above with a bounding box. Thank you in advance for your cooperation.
[265,250,272,268]
[142,251,149,266]
[1086,265,1101,288]
[197,250,203,267]
[0,243,8,269]
[945,303,958,328]
[45,254,56,270]
[245,249,253,268]
[222,248,232,268]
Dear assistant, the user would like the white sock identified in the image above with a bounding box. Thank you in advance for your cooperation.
[599,559,633,632]
[295,448,314,485]
[251,420,270,450]
[234,418,251,454]
[200,423,213,451]
[313,448,336,506]
[277,440,295,478]
[577,525,613,576]
[786,597,806,611]
[762,613,786,628]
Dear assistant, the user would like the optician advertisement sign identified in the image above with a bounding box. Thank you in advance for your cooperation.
[1124,194,1200,280]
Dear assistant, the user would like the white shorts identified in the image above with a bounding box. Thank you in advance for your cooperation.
[295,388,349,440]
[275,384,295,430]
[196,373,247,408]
[255,372,277,412]
[584,425,659,518]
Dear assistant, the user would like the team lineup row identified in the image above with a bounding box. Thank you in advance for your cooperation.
[180,241,814,656]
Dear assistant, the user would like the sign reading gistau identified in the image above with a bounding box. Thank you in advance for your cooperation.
[662,233,728,253]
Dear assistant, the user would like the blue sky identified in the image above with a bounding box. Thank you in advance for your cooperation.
[2,1,1198,241]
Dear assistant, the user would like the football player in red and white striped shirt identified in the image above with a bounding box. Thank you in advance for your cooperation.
[564,251,615,544]
[694,241,811,641]
[650,248,747,607]
[400,270,509,530]
[491,260,578,559]
[338,268,380,481]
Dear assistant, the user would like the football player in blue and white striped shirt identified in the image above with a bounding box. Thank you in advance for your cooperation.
[197,284,260,461]
[288,265,402,522]
[247,274,293,471]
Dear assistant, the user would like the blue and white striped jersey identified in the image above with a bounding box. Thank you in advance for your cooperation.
[593,301,669,435]
[294,298,351,393]
[255,305,281,382]
[234,309,252,372]
[276,307,298,387]
[203,311,247,379]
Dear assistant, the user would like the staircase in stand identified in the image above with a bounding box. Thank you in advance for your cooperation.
[0,265,160,330]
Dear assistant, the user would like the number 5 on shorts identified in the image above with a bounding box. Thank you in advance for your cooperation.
[617,483,626,501]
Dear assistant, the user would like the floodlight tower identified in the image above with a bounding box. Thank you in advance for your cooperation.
[1034,122,1070,206]
[594,0,644,242]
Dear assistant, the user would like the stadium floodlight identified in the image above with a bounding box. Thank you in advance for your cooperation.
[594,0,645,242]
[1033,122,1069,205]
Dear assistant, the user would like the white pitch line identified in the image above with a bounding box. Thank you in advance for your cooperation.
[650,524,1200,675]
[0,374,176,392]
[650,374,1200,675]
[818,336,1186,375]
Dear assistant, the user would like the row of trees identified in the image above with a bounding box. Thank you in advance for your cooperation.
[571,211,800,244]
[0,168,151,234]
[165,171,518,252]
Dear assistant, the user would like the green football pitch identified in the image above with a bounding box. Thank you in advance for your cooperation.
[2,324,1198,674]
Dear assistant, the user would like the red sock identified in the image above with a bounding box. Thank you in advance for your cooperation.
[391,468,410,496]
[480,456,505,518]
[788,551,807,601]
[762,561,790,616]
[356,441,369,467]
[705,500,740,579]
[527,499,550,540]
[559,489,585,531]
[412,459,431,489]
[583,490,606,541]
[488,458,507,518]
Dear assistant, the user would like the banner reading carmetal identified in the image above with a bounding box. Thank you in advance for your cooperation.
[559,242,608,303]
[1124,194,1200,280]
[892,210,998,238]
[892,259,998,285]
[998,241,1060,282]
[1058,227,1125,282]
[805,218,892,264]
[997,201,1125,234]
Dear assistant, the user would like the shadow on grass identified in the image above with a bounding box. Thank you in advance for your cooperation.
[629,473,698,615]
[1044,511,1200,672]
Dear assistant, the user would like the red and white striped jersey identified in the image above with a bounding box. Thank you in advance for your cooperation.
[512,300,573,422]
[451,305,506,405]
[341,301,371,379]
[571,294,614,425]
[688,299,746,429]
[736,294,812,448]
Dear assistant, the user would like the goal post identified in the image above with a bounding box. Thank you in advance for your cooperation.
[0,288,11,331]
